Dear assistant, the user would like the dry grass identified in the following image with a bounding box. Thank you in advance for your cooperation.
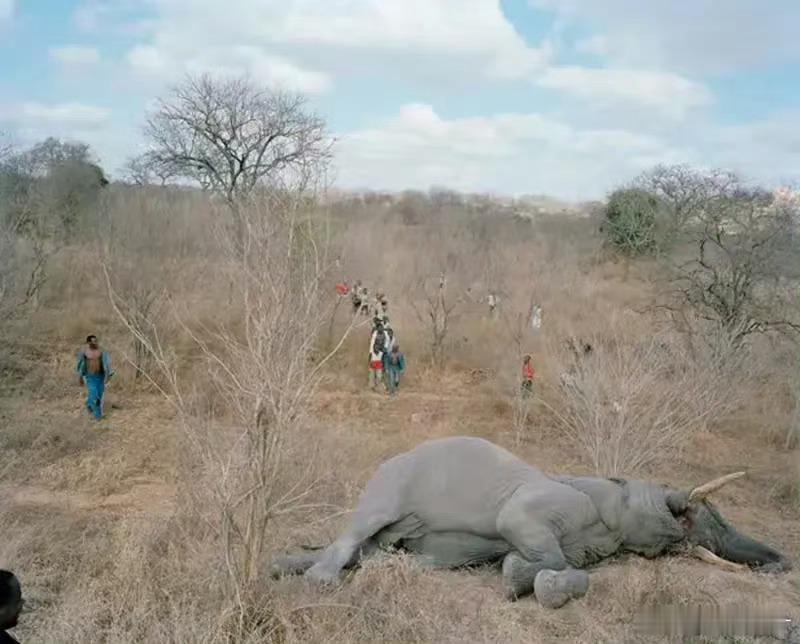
[1,189,798,643]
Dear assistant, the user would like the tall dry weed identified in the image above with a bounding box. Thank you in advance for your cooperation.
[538,315,756,476]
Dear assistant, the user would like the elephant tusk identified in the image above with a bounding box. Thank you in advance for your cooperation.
[692,545,747,572]
[688,471,746,501]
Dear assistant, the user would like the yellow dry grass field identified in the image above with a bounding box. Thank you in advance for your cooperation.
[1,195,799,644]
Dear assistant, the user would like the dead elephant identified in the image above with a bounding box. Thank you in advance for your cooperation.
[270,436,792,608]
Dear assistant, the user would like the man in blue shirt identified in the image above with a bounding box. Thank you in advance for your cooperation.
[76,334,114,420]
[385,344,406,396]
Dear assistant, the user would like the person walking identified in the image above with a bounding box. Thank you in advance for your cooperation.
[368,322,389,392]
[521,354,535,397]
[76,334,114,420]
[385,344,406,396]
[381,326,396,373]
[351,280,363,314]
[368,340,386,392]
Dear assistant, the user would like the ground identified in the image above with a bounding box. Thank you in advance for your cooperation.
[1,330,798,643]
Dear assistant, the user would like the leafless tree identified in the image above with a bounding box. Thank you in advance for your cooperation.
[539,323,753,476]
[0,139,60,315]
[103,186,356,628]
[0,131,12,161]
[660,179,800,345]
[409,271,461,369]
[498,287,538,446]
[786,344,800,450]
[143,74,333,218]
[121,152,179,187]
[0,224,13,315]
[405,226,481,367]
[0,134,13,311]
[632,164,739,239]
[96,190,175,379]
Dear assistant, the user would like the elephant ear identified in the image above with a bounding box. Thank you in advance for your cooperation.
[665,490,689,517]
[607,477,630,504]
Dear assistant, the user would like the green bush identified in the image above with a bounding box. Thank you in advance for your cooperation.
[602,188,661,256]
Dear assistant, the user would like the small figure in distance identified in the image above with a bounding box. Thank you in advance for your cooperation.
[351,280,363,315]
[521,354,535,397]
[0,570,24,644]
[335,280,350,297]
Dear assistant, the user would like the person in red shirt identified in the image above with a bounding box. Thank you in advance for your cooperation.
[521,354,535,397]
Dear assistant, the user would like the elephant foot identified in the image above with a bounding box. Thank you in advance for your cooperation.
[269,550,322,578]
[304,561,344,586]
[502,551,539,600]
[533,569,589,609]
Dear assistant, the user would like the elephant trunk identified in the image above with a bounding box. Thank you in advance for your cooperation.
[717,529,792,572]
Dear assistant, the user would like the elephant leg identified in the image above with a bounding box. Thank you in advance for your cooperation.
[400,531,511,569]
[271,540,381,579]
[270,549,322,578]
[500,549,588,607]
[497,492,589,606]
[305,505,403,585]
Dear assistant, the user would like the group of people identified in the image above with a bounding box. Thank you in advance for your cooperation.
[369,317,406,395]
[336,279,544,398]
[345,280,388,322]
[335,279,407,395]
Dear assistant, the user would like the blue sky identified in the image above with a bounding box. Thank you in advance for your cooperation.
[1,0,799,199]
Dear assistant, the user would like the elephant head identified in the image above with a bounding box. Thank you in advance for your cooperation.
[609,472,792,572]
[675,472,792,573]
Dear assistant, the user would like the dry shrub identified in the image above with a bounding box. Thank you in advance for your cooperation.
[0,506,286,643]
[272,554,532,643]
[539,316,755,476]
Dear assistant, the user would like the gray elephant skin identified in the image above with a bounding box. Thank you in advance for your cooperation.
[270,436,793,608]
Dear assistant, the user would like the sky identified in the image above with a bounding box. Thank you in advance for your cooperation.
[1,0,799,200]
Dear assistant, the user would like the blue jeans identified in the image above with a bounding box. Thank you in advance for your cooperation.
[85,374,105,419]
[386,367,403,394]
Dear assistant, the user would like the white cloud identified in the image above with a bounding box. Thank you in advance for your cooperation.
[73,1,103,32]
[269,0,551,77]
[127,43,333,94]
[0,0,13,21]
[50,46,101,66]
[706,111,800,185]
[336,104,686,199]
[335,103,800,199]
[127,0,551,90]
[536,66,712,119]
[231,47,332,94]
[4,102,111,128]
[73,1,154,36]
[531,0,800,74]
[127,44,169,77]
[575,35,608,57]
